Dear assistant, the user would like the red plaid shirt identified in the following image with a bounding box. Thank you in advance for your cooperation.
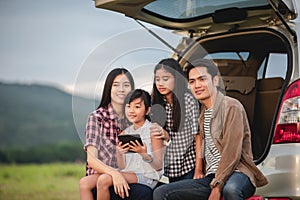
[84,104,126,175]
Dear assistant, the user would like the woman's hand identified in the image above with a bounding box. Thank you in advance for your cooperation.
[111,171,130,198]
[193,171,205,179]
[150,123,169,141]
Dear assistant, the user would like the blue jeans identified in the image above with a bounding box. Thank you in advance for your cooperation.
[92,183,153,200]
[168,169,194,183]
[153,172,255,200]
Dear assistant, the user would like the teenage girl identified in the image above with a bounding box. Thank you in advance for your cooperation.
[150,58,203,182]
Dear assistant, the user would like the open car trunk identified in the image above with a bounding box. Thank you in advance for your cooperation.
[178,29,291,162]
[94,0,295,163]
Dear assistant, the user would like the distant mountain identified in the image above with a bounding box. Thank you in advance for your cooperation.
[0,82,96,149]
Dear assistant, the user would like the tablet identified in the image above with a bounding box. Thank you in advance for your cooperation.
[118,134,143,146]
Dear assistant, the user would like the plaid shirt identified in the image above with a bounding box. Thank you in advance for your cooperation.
[164,92,200,178]
[84,104,125,176]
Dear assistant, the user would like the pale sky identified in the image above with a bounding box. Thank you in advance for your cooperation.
[0,0,181,98]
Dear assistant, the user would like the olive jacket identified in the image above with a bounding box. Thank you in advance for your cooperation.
[199,92,268,189]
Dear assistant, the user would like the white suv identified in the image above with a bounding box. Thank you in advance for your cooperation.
[94,0,300,199]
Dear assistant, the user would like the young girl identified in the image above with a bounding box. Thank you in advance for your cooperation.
[150,58,203,183]
[79,68,135,200]
[96,89,163,200]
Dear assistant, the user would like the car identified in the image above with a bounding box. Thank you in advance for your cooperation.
[94,0,300,199]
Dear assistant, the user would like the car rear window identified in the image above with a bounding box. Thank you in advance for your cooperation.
[258,53,287,79]
[204,52,250,60]
[143,0,269,20]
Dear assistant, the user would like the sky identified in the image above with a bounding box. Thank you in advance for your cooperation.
[0,0,182,98]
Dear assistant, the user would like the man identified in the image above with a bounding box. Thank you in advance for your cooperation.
[153,59,268,200]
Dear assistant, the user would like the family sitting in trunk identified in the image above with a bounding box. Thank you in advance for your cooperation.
[79,59,268,200]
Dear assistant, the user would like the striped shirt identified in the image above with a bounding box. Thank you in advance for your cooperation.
[204,107,221,175]
[164,92,199,178]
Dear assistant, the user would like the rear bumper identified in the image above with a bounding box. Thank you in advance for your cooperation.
[255,143,300,199]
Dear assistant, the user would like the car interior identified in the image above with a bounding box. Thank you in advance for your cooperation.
[181,29,290,161]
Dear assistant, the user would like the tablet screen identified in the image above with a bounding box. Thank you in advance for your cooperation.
[118,134,143,153]
[118,134,143,146]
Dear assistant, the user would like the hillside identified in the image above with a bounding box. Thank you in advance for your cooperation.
[0,82,95,149]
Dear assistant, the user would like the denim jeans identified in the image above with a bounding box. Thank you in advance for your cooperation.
[92,183,153,200]
[153,172,255,200]
[168,169,194,183]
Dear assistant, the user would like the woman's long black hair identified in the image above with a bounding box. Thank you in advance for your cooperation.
[97,68,135,109]
[151,58,187,132]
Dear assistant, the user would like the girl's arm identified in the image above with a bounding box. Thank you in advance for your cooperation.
[149,133,164,171]
[129,135,163,171]
[116,142,129,169]
[194,133,205,179]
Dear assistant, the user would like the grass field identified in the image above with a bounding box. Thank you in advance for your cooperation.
[0,162,86,200]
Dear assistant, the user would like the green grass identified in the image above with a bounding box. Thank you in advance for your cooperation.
[0,162,86,200]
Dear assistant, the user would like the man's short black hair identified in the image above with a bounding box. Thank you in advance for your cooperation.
[185,59,219,80]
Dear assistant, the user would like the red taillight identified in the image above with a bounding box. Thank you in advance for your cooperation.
[221,196,263,200]
[274,79,300,144]
[222,196,291,200]
[246,196,264,200]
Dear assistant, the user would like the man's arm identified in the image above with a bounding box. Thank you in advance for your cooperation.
[211,103,246,189]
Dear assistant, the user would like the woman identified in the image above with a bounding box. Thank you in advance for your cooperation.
[96,89,163,200]
[150,58,203,183]
[79,68,152,200]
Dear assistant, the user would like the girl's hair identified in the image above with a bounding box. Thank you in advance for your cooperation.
[151,58,187,132]
[97,68,135,109]
[124,89,152,121]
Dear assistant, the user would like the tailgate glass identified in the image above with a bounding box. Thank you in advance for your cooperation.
[144,0,269,20]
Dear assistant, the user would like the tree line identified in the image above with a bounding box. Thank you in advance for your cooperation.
[0,141,86,164]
